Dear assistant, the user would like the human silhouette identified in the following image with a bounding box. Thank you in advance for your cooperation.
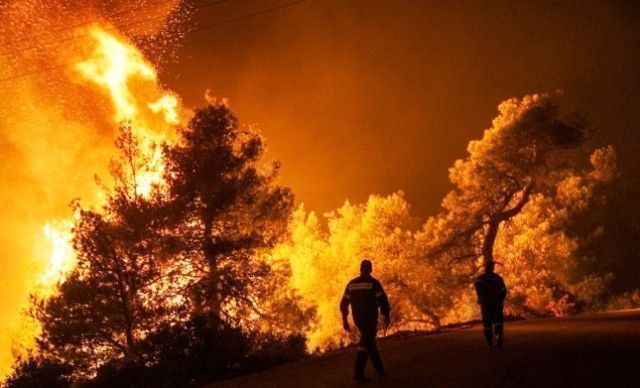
[474,261,507,348]
[340,259,391,383]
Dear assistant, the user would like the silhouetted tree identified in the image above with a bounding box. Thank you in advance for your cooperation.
[33,125,178,375]
[163,101,294,326]
[4,356,72,388]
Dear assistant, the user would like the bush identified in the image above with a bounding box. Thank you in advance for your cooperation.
[85,315,306,387]
[4,357,72,388]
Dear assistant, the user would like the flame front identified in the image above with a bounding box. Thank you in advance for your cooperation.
[0,23,185,377]
[75,26,182,197]
[37,221,75,296]
[76,28,156,123]
[40,23,184,289]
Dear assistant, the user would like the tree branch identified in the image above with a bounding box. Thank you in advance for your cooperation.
[499,181,535,221]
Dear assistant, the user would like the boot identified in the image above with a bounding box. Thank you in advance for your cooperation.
[354,376,371,383]
[484,328,493,348]
[370,349,385,377]
[354,349,369,382]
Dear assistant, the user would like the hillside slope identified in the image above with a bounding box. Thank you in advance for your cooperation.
[211,310,640,387]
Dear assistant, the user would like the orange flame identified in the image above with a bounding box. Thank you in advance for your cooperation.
[1,25,186,377]
[37,220,76,296]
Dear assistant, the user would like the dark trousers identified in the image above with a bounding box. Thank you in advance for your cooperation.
[354,325,384,378]
[481,303,504,345]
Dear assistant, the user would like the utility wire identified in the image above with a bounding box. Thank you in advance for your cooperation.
[189,0,308,33]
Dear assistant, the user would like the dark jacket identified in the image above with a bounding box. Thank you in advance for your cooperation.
[474,272,507,305]
[340,275,390,329]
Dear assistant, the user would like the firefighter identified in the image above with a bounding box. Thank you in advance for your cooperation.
[340,259,391,383]
[474,261,508,348]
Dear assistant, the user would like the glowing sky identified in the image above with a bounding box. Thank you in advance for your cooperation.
[164,0,640,216]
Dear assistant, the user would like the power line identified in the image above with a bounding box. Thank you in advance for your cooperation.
[0,0,310,83]
[189,0,308,33]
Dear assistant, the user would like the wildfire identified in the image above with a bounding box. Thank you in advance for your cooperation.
[149,94,180,125]
[75,25,184,197]
[76,28,156,123]
[36,221,75,296]
[0,23,186,376]
[37,23,184,291]
[0,5,617,382]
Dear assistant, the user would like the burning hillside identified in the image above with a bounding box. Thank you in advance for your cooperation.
[0,1,635,386]
[0,0,186,377]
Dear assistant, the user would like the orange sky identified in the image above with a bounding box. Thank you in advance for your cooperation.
[162,0,640,216]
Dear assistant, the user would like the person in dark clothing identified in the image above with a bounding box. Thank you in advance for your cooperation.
[474,261,508,348]
[340,259,391,383]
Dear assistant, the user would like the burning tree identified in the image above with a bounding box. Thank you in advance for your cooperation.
[9,107,307,385]
[423,94,587,269]
[163,101,295,327]
[273,93,618,349]
[493,145,618,316]
[421,93,617,316]
[270,193,459,350]
[29,125,179,375]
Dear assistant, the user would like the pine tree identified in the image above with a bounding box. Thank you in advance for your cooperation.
[33,125,175,375]
[163,102,294,326]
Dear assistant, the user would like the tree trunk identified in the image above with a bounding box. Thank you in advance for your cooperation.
[123,313,136,362]
[482,219,500,273]
[115,268,136,362]
[482,182,534,273]
[202,216,220,325]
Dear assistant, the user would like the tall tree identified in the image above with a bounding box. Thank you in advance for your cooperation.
[424,94,589,273]
[163,101,294,325]
[33,125,176,375]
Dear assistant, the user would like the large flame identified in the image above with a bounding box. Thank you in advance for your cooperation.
[75,26,182,196]
[37,220,75,296]
[0,23,184,377]
[38,23,184,291]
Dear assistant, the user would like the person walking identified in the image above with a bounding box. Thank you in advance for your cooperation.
[340,259,391,383]
[474,261,508,348]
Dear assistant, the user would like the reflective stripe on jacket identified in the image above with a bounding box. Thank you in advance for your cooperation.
[340,275,390,328]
